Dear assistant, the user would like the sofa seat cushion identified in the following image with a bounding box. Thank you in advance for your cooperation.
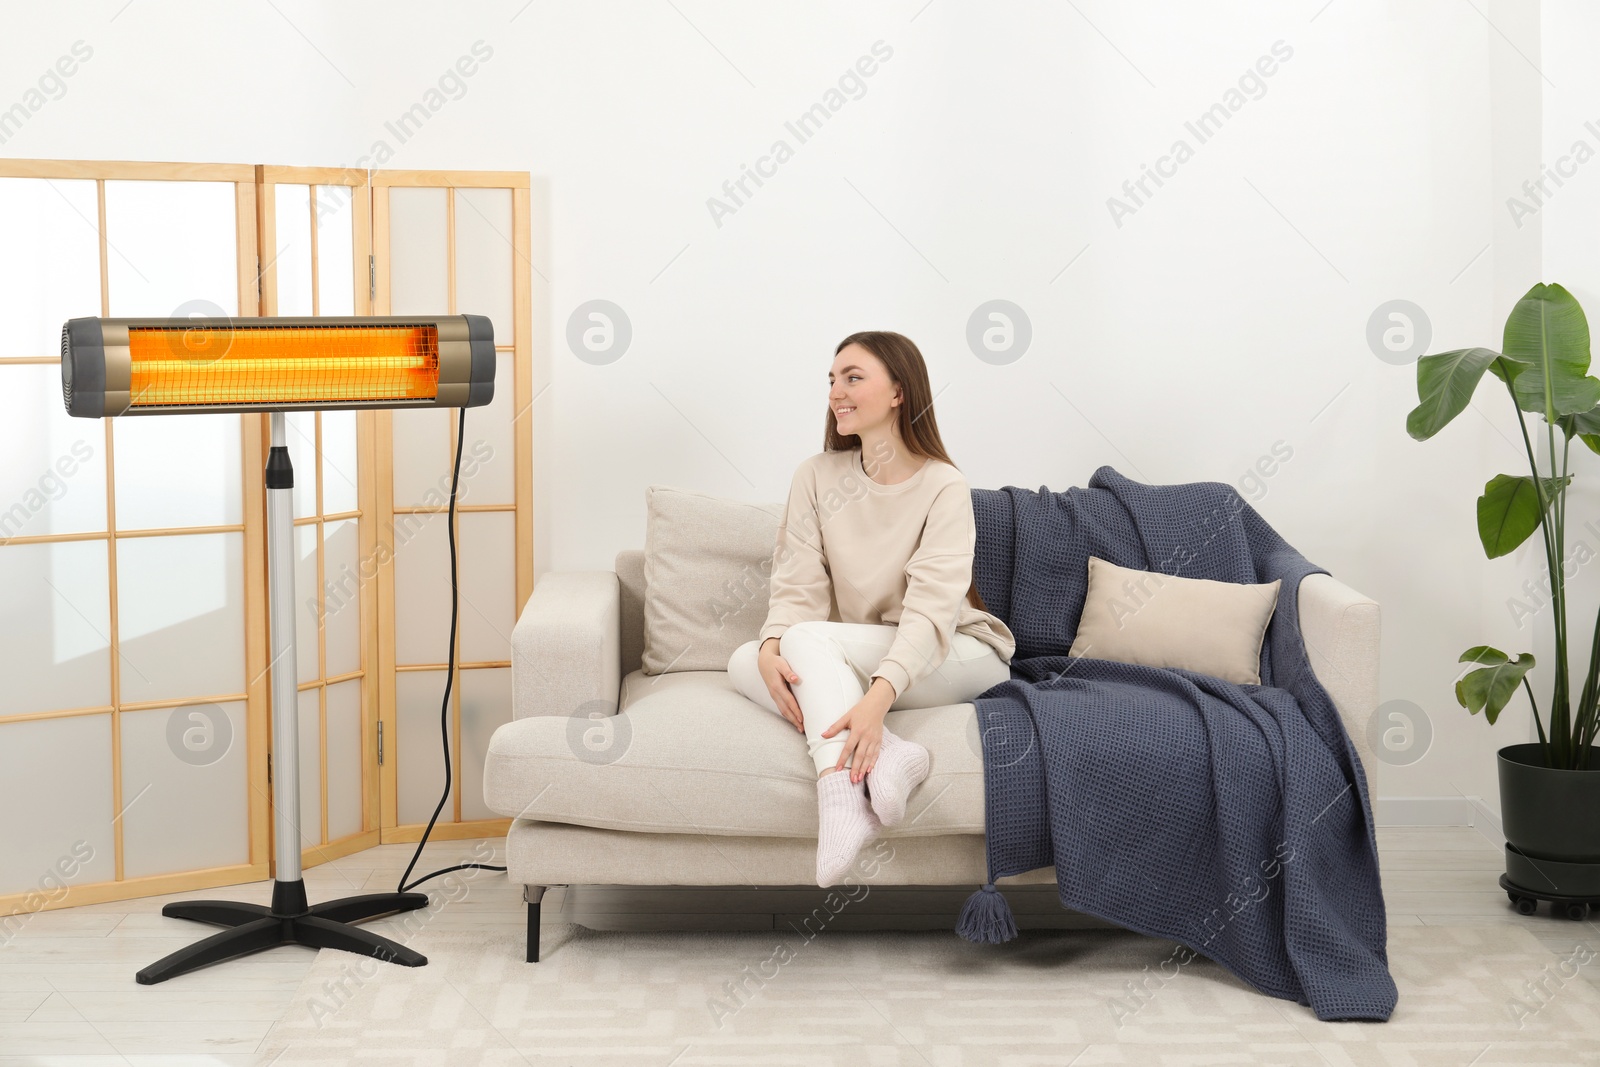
[483,669,987,838]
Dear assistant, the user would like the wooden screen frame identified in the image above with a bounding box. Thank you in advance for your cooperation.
[0,158,271,913]
[255,165,383,870]
[0,159,534,915]
[371,169,532,845]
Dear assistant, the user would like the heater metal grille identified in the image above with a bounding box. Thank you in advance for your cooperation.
[125,323,440,408]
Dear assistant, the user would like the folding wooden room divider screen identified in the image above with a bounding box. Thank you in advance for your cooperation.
[0,159,533,921]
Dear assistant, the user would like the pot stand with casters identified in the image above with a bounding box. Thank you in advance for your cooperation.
[1500,844,1600,921]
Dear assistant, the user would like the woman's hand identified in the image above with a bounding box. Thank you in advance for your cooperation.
[758,639,805,732]
[823,698,889,783]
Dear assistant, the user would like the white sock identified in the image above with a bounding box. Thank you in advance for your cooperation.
[815,770,880,887]
[866,727,931,827]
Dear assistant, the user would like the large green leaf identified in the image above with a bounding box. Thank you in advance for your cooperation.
[1456,646,1536,725]
[1558,404,1600,456]
[1487,350,1534,386]
[1514,369,1600,420]
[1407,348,1520,440]
[1476,473,1572,558]
[1502,282,1600,420]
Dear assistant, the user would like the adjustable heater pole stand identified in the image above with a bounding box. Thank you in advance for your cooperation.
[137,413,430,985]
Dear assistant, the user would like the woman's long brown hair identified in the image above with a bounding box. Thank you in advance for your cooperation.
[824,330,992,614]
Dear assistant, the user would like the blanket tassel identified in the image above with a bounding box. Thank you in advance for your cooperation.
[956,882,1018,943]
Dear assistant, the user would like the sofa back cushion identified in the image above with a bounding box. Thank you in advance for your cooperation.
[641,485,783,674]
[1067,555,1281,685]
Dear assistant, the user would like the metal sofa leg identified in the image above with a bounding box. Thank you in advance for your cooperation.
[525,885,548,963]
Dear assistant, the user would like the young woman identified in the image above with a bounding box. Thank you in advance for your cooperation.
[726,330,1017,887]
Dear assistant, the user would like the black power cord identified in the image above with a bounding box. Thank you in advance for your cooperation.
[397,405,508,894]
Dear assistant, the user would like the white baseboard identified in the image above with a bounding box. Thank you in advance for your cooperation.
[1375,797,1474,825]
[1374,796,1506,849]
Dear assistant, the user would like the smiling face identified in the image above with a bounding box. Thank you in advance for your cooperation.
[828,343,901,438]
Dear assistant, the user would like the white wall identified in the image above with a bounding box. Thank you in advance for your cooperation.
[3,0,1574,813]
[1535,0,1600,784]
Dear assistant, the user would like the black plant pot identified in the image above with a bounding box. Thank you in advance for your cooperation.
[1498,743,1600,900]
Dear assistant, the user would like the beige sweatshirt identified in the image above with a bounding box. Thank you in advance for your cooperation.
[757,446,1017,699]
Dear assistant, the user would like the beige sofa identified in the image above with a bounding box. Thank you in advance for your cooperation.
[483,513,1380,964]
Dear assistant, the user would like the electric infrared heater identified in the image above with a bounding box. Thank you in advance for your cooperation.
[60,314,495,985]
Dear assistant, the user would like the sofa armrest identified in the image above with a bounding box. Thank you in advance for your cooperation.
[1296,571,1379,778]
[511,571,622,721]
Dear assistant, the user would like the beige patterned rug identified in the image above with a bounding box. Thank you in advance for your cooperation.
[255,916,1600,1065]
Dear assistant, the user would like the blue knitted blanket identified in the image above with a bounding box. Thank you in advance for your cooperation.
[955,466,1396,1022]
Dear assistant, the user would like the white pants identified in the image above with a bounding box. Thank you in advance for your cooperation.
[727,621,1012,776]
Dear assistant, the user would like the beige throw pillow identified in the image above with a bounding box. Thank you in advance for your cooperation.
[641,485,783,675]
[1067,556,1281,685]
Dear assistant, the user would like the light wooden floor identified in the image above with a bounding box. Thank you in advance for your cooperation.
[1,825,1595,1064]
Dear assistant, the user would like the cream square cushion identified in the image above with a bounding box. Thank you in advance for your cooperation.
[1067,555,1281,685]
[640,485,782,674]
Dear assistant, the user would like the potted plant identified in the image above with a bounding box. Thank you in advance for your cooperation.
[1406,281,1600,916]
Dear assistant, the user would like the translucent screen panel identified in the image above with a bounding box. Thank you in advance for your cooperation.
[459,667,510,822]
[0,539,111,717]
[0,364,109,537]
[326,678,363,840]
[294,523,319,685]
[458,512,516,663]
[392,511,449,666]
[0,177,101,358]
[320,410,359,515]
[460,354,515,506]
[283,410,318,519]
[111,414,243,531]
[297,687,322,848]
[453,187,513,342]
[0,714,116,896]
[392,407,452,507]
[388,187,447,315]
[119,701,249,880]
[104,180,238,318]
[273,184,313,317]
[314,185,357,316]
[115,532,245,705]
[323,519,361,677]
[396,669,453,826]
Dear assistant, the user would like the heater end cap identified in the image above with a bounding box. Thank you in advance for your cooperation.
[61,317,107,419]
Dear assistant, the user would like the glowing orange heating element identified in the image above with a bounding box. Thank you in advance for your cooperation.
[126,324,440,407]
